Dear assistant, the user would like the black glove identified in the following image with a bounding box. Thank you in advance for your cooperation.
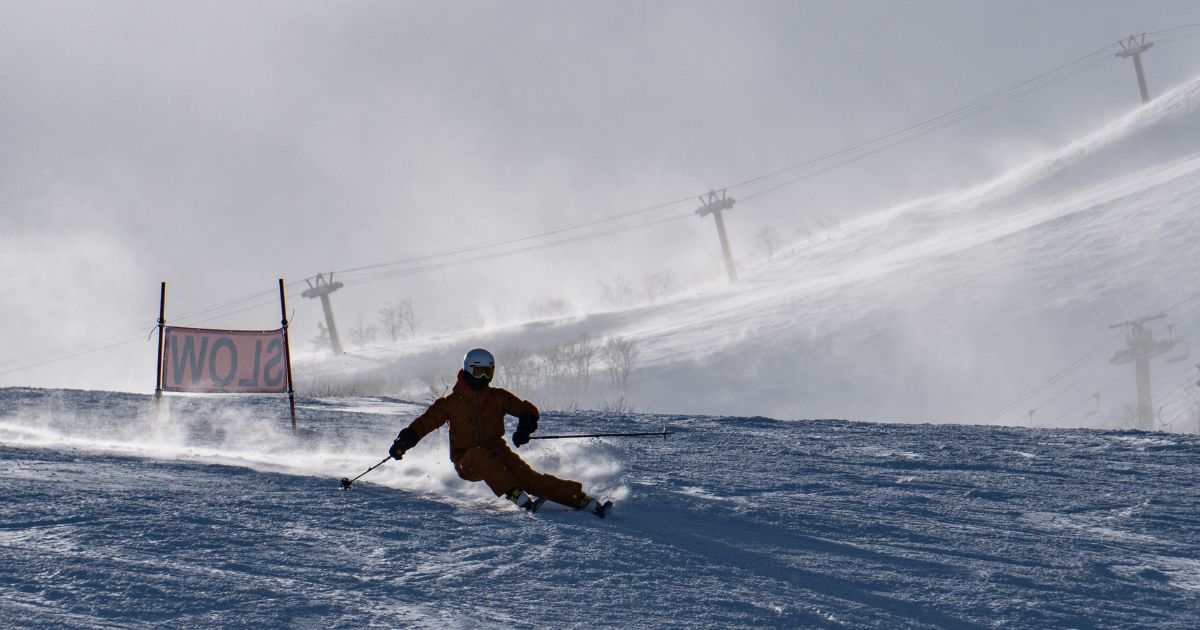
[513,411,538,448]
[516,412,538,435]
[390,428,419,459]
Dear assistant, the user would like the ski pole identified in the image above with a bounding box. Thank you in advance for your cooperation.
[339,455,393,490]
[529,430,673,440]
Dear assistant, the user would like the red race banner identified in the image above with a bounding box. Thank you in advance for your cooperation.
[162,326,289,393]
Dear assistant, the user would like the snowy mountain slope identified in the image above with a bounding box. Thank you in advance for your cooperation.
[2,388,1199,628]
[299,77,1200,427]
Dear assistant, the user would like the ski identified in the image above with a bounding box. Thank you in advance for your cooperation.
[593,500,614,519]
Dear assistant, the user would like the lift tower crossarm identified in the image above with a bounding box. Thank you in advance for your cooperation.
[1116,34,1154,104]
[696,189,738,283]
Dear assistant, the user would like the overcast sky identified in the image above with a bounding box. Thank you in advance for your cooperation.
[3,0,1200,391]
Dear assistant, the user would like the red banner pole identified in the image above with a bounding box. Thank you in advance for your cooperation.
[154,281,166,403]
[279,278,297,433]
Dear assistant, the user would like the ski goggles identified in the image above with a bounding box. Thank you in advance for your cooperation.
[467,365,494,380]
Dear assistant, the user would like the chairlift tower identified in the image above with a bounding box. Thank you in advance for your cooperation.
[695,190,738,282]
[1116,34,1154,104]
[1109,313,1176,430]
[302,272,345,355]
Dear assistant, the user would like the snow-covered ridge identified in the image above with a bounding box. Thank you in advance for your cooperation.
[779,75,1200,290]
[299,76,1200,427]
[916,75,1200,216]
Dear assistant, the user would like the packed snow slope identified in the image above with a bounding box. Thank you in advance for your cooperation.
[2,388,1199,628]
[301,76,1200,427]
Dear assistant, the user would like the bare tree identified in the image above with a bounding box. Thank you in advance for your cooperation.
[417,370,454,404]
[642,270,678,303]
[378,305,402,342]
[348,313,378,347]
[526,296,574,320]
[497,345,538,393]
[756,225,782,261]
[796,222,814,243]
[542,342,568,384]
[814,215,843,241]
[1109,402,1140,431]
[566,332,596,395]
[602,336,640,391]
[598,275,635,309]
[378,298,418,342]
[598,396,634,414]
[399,298,418,338]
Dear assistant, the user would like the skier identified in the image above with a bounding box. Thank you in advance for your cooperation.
[389,348,610,516]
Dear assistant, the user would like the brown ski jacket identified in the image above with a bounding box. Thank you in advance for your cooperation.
[405,371,539,463]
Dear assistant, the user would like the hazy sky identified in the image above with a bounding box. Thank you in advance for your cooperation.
[3,0,1200,391]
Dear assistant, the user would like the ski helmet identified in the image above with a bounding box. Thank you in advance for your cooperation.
[463,348,495,380]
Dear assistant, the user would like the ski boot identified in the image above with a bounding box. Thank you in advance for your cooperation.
[506,488,546,513]
[578,494,614,519]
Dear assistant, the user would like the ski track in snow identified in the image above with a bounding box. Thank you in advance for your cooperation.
[1,389,1199,628]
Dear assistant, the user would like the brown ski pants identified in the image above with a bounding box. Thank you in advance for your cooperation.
[454,444,586,507]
